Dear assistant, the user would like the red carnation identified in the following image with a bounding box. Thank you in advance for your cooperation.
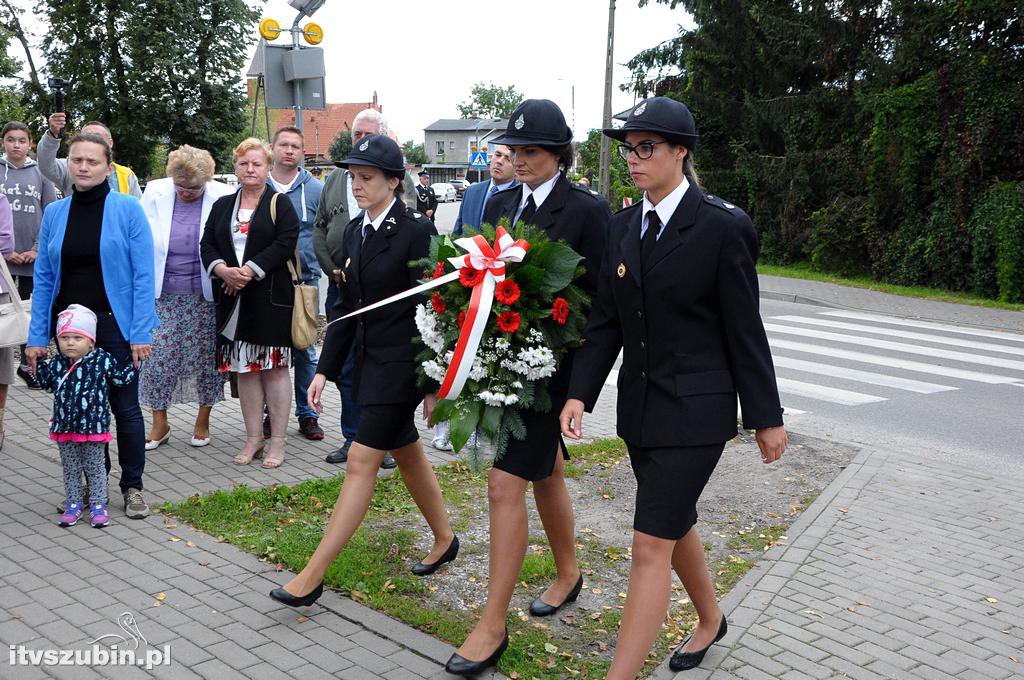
[457,310,466,327]
[494,279,521,305]
[431,292,446,314]
[432,262,446,279]
[552,297,569,325]
[270,348,286,367]
[247,361,263,372]
[459,267,485,288]
[497,311,521,334]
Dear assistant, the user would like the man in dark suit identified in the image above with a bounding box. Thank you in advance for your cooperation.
[451,145,517,236]
[415,171,438,222]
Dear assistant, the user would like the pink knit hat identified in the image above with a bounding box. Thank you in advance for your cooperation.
[56,304,98,342]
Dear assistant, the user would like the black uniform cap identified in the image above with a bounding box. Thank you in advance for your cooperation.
[491,99,573,147]
[417,170,430,177]
[336,134,406,176]
[603,97,699,150]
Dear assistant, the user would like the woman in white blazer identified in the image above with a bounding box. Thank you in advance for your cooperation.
[139,146,234,449]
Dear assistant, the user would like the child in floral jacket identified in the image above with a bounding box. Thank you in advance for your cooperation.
[36,305,137,528]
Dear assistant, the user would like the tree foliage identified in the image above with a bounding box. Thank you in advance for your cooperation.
[629,0,1024,300]
[39,0,258,175]
[328,128,352,162]
[457,82,524,119]
[403,140,428,166]
[575,129,639,209]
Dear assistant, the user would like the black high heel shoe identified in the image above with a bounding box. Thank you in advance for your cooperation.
[528,572,583,617]
[445,629,509,676]
[269,581,324,608]
[411,535,459,576]
[669,615,728,671]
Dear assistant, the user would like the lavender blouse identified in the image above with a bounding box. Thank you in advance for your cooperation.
[163,195,204,295]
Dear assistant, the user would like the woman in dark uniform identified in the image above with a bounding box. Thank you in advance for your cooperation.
[268,136,458,609]
[446,100,611,676]
[560,97,788,678]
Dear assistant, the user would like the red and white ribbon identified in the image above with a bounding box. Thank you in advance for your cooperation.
[325,227,529,401]
[437,227,529,399]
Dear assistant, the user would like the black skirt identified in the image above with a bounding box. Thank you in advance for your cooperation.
[627,442,725,540]
[493,392,571,482]
[355,398,422,451]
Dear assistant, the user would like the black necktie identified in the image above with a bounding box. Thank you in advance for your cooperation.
[641,211,660,272]
[361,223,372,245]
[517,194,537,226]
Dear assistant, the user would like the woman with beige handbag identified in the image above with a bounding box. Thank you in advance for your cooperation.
[0,194,25,449]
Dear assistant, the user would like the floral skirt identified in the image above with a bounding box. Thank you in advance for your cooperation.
[140,293,227,409]
[216,341,291,374]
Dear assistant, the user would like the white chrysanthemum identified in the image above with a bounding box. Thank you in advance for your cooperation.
[415,304,446,354]
[422,360,447,382]
[469,356,488,380]
[478,390,507,407]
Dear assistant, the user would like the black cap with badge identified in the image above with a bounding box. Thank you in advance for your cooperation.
[491,99,573,147]
[603,96,699,150]
[417,170,430,177]
[336,134,406,177]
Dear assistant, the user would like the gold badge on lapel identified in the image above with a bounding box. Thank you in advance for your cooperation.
[617,262,627,278]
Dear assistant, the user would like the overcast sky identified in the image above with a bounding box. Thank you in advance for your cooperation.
[6,0,694,145]
[255,0,693,143]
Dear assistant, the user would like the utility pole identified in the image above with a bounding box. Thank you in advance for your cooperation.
[599,0,615,200]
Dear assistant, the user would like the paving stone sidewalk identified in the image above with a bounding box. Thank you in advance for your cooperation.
[0,379,507,679]
[652,447,1024,680]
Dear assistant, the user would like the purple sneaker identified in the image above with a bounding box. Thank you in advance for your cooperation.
[59,503,84,527]
[90,502,110,528]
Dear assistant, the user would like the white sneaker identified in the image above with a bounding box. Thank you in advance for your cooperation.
[432,437,454,451]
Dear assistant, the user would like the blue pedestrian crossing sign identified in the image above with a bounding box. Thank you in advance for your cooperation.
[469,151,489,168]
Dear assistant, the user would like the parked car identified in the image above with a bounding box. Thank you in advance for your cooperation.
[432,182,457,202]
[450,178,471,199]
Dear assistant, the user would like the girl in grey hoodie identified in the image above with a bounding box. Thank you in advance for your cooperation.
[1,121,57,387]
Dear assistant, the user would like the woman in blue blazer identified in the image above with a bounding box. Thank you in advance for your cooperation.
[26,132,159,520]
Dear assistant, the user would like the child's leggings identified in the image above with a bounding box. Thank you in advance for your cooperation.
[58,441,107,506]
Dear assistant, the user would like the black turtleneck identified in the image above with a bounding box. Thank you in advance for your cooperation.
[57,181,112,314]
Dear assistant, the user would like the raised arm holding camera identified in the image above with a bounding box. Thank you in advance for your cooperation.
[37,112,142,199]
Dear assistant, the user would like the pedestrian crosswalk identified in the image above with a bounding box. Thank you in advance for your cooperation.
[767,310,1024,413]
[601,309,1024,416]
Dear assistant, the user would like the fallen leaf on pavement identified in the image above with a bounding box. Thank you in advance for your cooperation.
[985,597,999,603]
[296,615,309,623]
[544,643,558,654]
[169,537,182,542]
[156,593,166,601]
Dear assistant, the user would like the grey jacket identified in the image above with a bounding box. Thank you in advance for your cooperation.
[36,131,142,199]
[312,168,417,273]
[0,156,58,276]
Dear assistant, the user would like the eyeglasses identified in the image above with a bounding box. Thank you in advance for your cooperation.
[173,183,205,194]
[617,140,670,161]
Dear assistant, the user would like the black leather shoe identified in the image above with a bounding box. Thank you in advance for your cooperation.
[669,615,728,671]
[325,441,352,464]
[17,365,40,390]
[529,572,583,617]
[445,629,508,676]
[380,452,397,469]
[411,535,459,576]
[269,581,324,608]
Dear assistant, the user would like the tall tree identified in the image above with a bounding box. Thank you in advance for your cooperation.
[402,140,427,165]
[328,128,352,162]
[457,82,523,119]
[40,0,258,174]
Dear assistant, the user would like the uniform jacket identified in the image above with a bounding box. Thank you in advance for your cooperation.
[567,183,784,447]
[0,156,58,276]
[140,177,235,301]
[415,184,438,217]
[36,348,137,439]
[36,132,142,198]
[453,179,519,235]
[318,199,437,405]
[484,173,612,393]
[312,168,417,274]
[29,192,158,347]
[268,167,323,283]
[199,190,299,348]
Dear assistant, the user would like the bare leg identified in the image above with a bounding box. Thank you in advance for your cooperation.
[607,530,676,680]
[193,405,213,440]
[234,373,266,462]
[532,449,581,604]
[456,469,529,661]
[262,366,292,463]
[148,409,170,441]
[672,526,723,651]
[282,444,387,595]
[391,440,454,562]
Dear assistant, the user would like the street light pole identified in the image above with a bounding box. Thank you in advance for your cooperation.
[599,0,615,200]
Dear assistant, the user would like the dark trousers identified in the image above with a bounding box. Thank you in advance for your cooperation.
[15,276,33,366]
[95,313,146,492]
[325,281,361,443]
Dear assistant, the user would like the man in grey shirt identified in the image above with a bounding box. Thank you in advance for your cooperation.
[37,112,142,198]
